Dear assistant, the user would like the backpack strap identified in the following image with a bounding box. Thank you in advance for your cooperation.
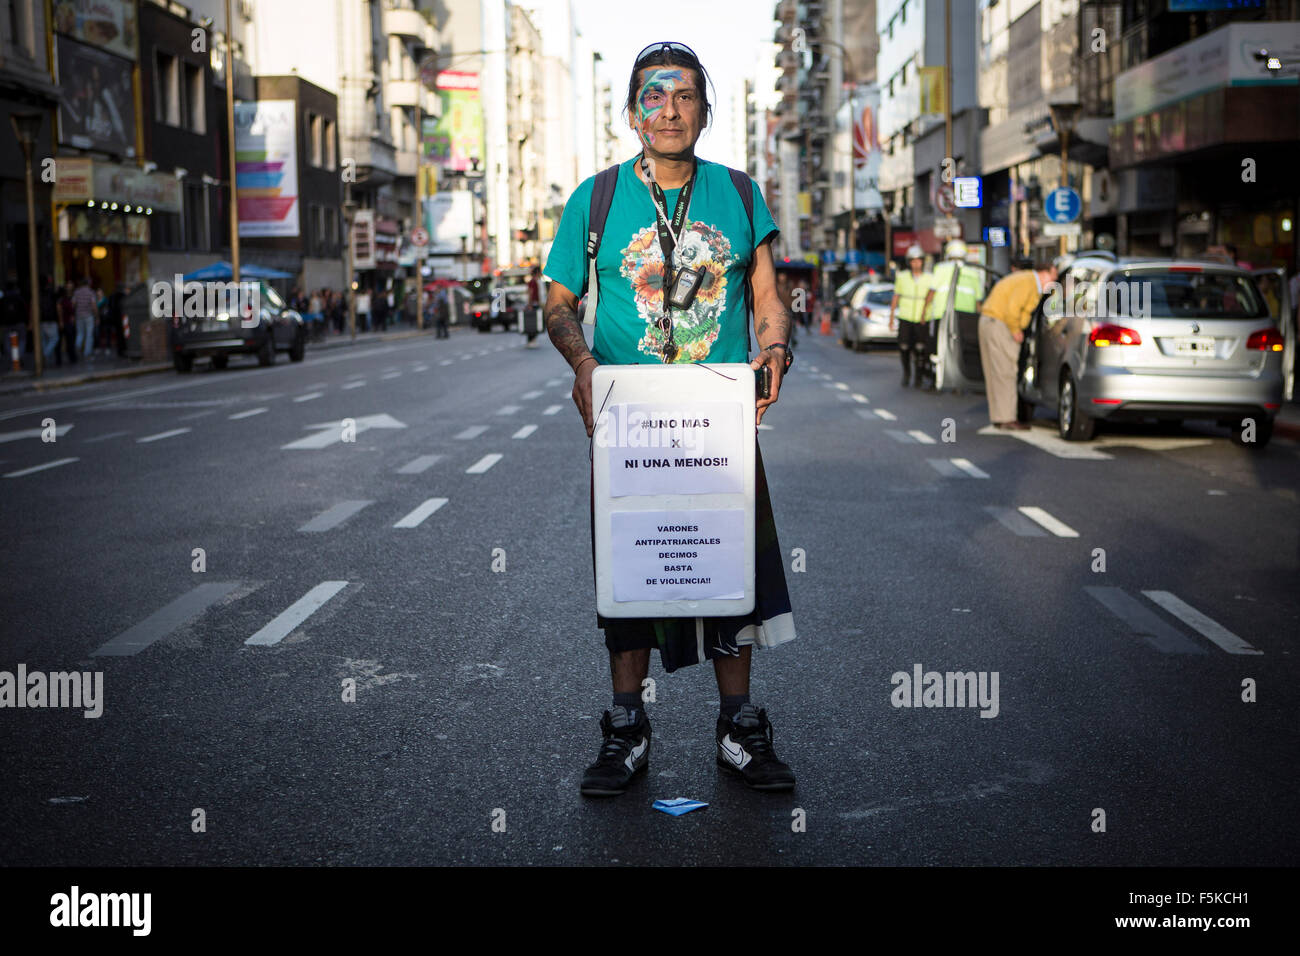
[584,164,621,326]
[726,165,757,353]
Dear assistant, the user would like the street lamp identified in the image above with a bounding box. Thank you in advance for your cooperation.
[342,192,358,341]
[10,112,43,378]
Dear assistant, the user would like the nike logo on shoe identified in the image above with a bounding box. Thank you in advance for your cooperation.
[719,735,751,769]
[624,737,648,771]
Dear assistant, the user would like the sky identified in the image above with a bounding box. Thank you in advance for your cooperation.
[568,0,779,169]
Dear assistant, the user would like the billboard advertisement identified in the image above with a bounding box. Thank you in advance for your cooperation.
[851,86,882,212]
[425,71,484,172]
[424,191,474,254]
[56,36,135,156]
[234,100,299,237]
[52,0,139,60]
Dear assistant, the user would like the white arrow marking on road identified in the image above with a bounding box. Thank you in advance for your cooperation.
[950,458,990,478]
[298,500,374,532]
[1017,506,1077,537]
[229,407,268,420]
[908,430,936,444]
[512,424,538,439]
[246,581,349,646]
[397,454,442,474]
[138,428,191,443]
[293,391,324,402]
[496,405,521,415]
[466,453,503,474]
[0,424,73,443]
[393,497,449,528]
[874,409,897,421]
[4,457,79,478]
[282,414,406,450]
[1141,591,1262,656]
[543,405,563,416]
[455,425,489,440]
[851,393,869,403]
[520,390,543,400]
[341,380,367,390]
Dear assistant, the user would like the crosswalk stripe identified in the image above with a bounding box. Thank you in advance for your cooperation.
[984,506,1046,536]
[93,581,241,656]
[341,380,366,390]
[229,407,268,419]
[246,581,349,646]
[908,430,936,444]
[496,405,521,415]
[393,497,449,528]
[455,425,488,439]
[397,454,442,474]
[512,424,538,439]
[543,404,563,415]
[293,392,324,402]
[298,500,373,532]
[874,409,897,421]
[137,428,191,443]
[1017,506,1077,537]
[1141,590,1262,655]
[951,458,990,479]
[4,457,79,478]
[466,453,502,474]
[1085,586,1206,655]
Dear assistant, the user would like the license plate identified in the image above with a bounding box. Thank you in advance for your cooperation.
[1173,336,1215,357]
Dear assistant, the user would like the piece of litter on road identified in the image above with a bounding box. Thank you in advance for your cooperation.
[47,796,88,805]
[653,798,708,816]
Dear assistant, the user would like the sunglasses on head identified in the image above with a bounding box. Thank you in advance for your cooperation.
[633,41,700,69]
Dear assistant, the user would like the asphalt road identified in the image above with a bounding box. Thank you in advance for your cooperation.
[1,327,1297,865]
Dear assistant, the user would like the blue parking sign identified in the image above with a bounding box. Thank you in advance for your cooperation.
[953,177,982,208]
[1044,187,1082,224]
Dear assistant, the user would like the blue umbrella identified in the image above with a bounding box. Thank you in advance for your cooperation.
[182,261,295,280]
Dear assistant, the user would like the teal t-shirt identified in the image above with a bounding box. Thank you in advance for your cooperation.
[544,156,779,365]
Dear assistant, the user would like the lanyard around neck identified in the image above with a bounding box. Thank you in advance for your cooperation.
[642,156,696,283]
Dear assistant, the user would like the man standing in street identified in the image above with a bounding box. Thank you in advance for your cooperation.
[544,41,798,797]
[72,276,96,360]
[889,245,934,388]
[977,254,1060,430]
[524,265,542,348]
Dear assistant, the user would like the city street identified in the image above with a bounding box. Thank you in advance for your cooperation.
[1,328,1297,866]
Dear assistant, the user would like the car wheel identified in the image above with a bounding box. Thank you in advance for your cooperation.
[173,352,193,373]
[288,335,305,362]
[210,354,228,370]
[841,336,853,349]
[1058,373,1095,441]
[1229,415,1273,449]
[257,332,276,367]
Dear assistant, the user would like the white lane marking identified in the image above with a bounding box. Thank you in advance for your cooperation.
[83,431,129,443]
[833,382,849,391]
[496,405,521,415]
[984,506,1046,537]
[411,364,428,372]
[397,454,442,474]
[439,359,454,366]
[341,380,367,390]
[874,409,897,421]
[455,425,489,440]
[908,430,936,444]
[93,581,241,656]
[293,391,324,402]
[246,581,349,646]
[137,427,191,443]
[298,500,373,532]
[381,372,401,380]
[178,410,217,421]
[950,457,990,479]
[393,497,449,528]
[851,393,869,404]
[927,458,961,477]
[1085,586,1206,655]
[854,409,878,422]
[346,373,366,380]
[512,424,538,439]
[977,424,1113,460]
[459,354,473,361]
[466,453,503,474]
[229,407,269,420]
[282,414,406,450]
[1141,591,1262,656]
[885,429,914,444]
[822,381,838,389]
[4,457,79,478]
[520,390,543,400]
[758,423,774,430]
[1017,506,1078,537]
[543,404,563,416]
[0,424,73,443]
[545,378,563,387]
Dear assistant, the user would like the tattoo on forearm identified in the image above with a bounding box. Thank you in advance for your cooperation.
[756,306,792,346]
[545,303,592,370]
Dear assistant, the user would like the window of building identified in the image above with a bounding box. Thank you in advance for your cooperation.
[8,0,35,57]
[185,62,204,132]
[155,51,179,125]
[310,114,323,167]
[324,119,336,170]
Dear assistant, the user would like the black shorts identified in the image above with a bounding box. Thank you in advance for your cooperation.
[898,320,930,351]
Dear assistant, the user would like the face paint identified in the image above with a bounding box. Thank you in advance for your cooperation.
[634,68,692,150]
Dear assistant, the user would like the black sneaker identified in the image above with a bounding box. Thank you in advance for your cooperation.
[716,704,796,791]
[580,706,651,797]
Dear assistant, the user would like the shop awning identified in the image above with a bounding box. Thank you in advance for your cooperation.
[183,261,295,280]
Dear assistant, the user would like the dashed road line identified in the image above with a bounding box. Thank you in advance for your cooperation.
[83,431,129,443]
[833,382,849,391]
[341,380,366,390]
[397,454,442,474]
[543,405,563,416]
[4,457,79,478]
[466,453,503,474]
[293,392,324,402]
[520,390,543,400]
[545,378,563,387]
[907,430,936,444]
[885,429,915,443]
[246,581,349,647]
[496,405,521,415]
[439,359,454,366]
[950,458,989,479]
[1018,506,1077,537]
[93,581,241,657]
[512,424,538,439]
[455,425,489,440]
[381,372,401,380]
[393,498,449,529]
[411,364,429,372]
[229,407,268,419]
[298,500,374,533]
[851,393,869,404]
[1085,586,1206,655]
[874,409,897,421]
[178,410,216,421]
[984,506,1046,537]
[138,427,191,443]
[1141,590,1262,655]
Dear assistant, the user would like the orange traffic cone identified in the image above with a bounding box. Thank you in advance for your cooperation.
[820,312,831,336]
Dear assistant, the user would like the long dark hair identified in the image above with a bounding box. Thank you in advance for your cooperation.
[624,47,714,129]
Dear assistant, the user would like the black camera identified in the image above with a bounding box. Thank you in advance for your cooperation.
[667,266,713,311]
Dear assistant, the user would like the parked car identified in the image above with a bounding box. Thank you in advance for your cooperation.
[1017,254,1289,447]
[168,280,305,372]
[832,274,875,326]
[840,283,898,350]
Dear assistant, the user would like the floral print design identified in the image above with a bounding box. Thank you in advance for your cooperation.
[619,220,733,363]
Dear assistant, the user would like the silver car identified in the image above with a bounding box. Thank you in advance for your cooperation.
[840,283,898,351]
[1018,254,1291,447]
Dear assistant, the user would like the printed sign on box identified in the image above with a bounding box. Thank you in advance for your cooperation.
[600,402,744,498]
[610,510,746,602]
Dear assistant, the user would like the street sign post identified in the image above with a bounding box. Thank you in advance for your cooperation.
[1044,187,1082,224]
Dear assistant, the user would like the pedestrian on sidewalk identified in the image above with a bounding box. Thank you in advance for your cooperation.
[524,265,542,347]
[889,244,934,388]
[39,276,60,366]
[977,253,1060,430]
[59,281,77,364]
[543,40,798,798]
[72,276,96,360]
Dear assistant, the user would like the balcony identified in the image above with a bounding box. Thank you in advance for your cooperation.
[387,79,420,108]
[384,8,427,41]
[394,149,419,178]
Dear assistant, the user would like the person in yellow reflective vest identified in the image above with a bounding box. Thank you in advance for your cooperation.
[925,240,983,390]
[889,244,935,388]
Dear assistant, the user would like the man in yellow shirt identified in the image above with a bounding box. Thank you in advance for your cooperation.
[889,245,935,388]
[977,255,1060,429]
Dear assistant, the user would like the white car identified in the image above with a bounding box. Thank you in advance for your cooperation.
[841,283,898,351]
